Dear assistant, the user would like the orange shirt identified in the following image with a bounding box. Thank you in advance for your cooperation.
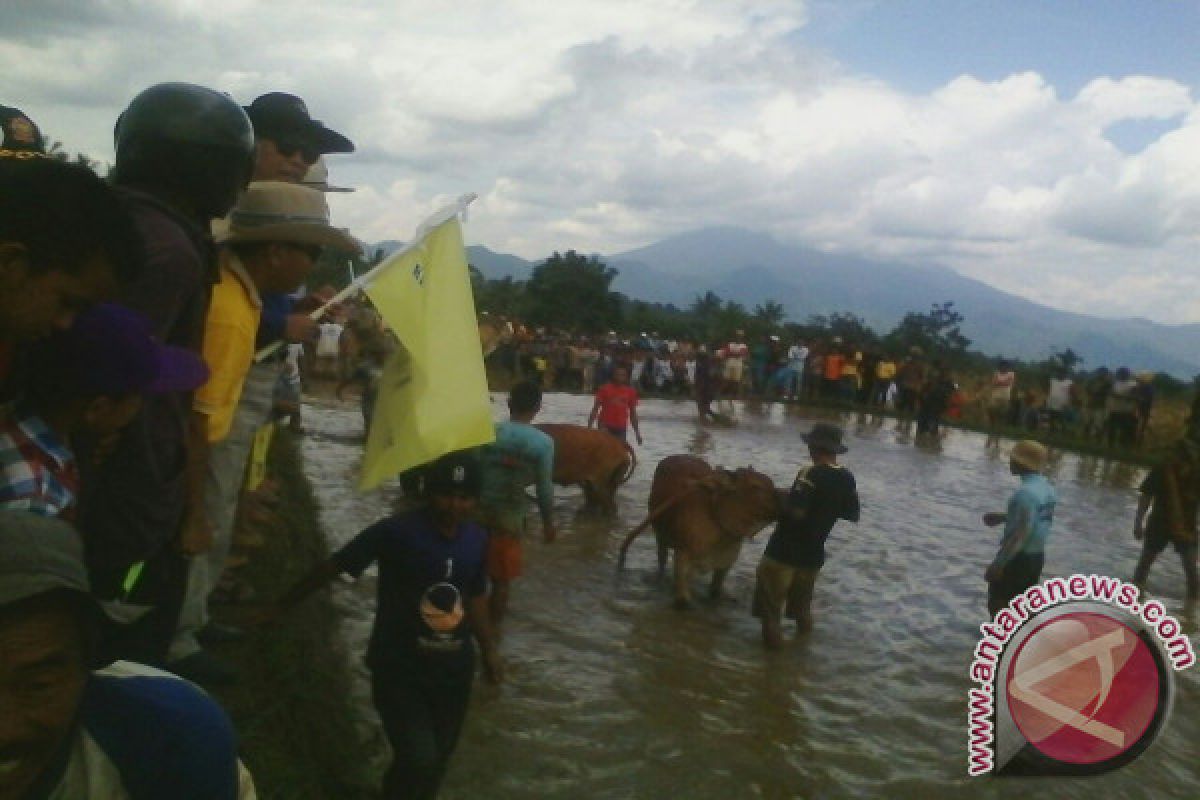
[824,354,845,381]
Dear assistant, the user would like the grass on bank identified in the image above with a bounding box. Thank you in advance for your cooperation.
[210,431,376,800]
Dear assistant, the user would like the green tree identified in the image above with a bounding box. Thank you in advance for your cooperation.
[524,250,620,332]
[885,301,969,357]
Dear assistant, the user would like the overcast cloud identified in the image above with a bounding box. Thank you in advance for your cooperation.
[2,1,1197,322]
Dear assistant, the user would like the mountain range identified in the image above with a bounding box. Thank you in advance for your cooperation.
[375,228,1200,377]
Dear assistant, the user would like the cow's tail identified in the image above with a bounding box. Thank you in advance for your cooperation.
[618,439,638,484]
[616,483,702,570]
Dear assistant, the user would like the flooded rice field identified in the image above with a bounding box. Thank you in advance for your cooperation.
[301,393,1198,799]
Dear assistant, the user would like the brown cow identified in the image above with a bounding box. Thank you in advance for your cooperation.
[618,454,780,609]
[535,423,636,515]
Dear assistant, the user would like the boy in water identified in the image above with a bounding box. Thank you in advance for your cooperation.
[588,364,644,445]
[478,381,557,630]
[257,451,501,799]
[983,440,1056,615]
[754,423,860,648]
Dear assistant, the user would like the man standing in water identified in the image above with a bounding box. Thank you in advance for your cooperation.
[258,451,502,799]
[983,440,1056,615]
[588,364,644,445]
[753,423,860,648]
[1132,426,1200,605]
[478,381,557,630]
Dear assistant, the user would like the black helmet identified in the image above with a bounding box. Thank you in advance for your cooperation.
[113,82,255,220]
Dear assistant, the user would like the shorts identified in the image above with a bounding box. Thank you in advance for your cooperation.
[1143,523,1198,557]
[486,531,523,581]
[752,556,819,621]
[987,552,1044,616]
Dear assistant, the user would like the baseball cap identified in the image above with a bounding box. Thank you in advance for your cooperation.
[37,303,209,397]
[424,450,482,497]
[0,512,91,607]
[0,104,45,153]
[244,93,354,155]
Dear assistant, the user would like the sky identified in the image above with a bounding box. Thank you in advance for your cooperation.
[2,1,1198,324]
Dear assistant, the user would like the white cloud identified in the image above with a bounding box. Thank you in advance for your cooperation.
[2,1,1199,322]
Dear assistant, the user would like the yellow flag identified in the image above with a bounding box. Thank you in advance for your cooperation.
[358,214,494,490]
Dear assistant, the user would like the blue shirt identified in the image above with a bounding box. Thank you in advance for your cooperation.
[478,421,555,535]
[37,661,243,800]
[1002,473,1057,557]
[333,509,488,670]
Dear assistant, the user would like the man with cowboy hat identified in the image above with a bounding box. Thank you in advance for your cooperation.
[168,181,359,684]
[753,422,860,648]
[982,439,1057,615]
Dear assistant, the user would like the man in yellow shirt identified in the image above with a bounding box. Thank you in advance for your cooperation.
[170,181,359,683]
[874,356,897,406]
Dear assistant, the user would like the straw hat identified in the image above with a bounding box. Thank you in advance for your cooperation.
[218,180,360,252]
[1010,440,1048,472]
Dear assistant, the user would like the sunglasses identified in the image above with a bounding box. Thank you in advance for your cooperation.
[286,243,324,261]
[272,135,320,165]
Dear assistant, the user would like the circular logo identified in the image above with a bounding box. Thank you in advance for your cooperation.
[1006,611,1165,768]
[419,582,464,634]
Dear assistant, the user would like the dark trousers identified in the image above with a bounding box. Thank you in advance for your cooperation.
[372,665,474,800]
[1133,535,1199,599]
[96,546,190,667]
[987,552,1044,616]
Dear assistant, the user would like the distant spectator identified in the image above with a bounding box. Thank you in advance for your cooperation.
[1134,372,1156,445]
[873,354,897,406]
[1045,371,1074,433]
[1106,367,1139,448]
[1082,367,1112,441]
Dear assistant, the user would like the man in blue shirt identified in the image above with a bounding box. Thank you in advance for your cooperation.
[478,381,557,629]
[260,450,501,800]
[983,440,1057,615]
[0,511,247,800]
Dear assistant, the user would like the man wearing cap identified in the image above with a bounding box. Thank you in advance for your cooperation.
[168,182,359,683]
[753,423,859,648]
[75,83,255,668]
[1,304,208,520]
[257,450,501,799]
[983,440,1057,615]
[0,512,250,799]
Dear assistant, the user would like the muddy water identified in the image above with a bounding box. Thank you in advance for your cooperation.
[302,393,1198,799]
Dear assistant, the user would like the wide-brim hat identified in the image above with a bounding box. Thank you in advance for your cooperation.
[802,422,848,454]
[1010,440,1048,472]
[244,92,354,154]
[219,180,361,253]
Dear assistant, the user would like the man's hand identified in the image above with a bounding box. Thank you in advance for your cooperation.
[543,523,558,544]
[982,512,1006,527]
[285,313,319,343]
[178,511,214,555]
[985,563,1003,583]
[1133,521,1145,541]
[481,646,504,685]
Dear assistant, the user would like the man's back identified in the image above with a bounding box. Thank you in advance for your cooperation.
[479,421,555,531]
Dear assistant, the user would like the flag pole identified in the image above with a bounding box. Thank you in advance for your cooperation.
[253,192,477,363]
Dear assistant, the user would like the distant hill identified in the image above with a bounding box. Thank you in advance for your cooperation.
[371,227,1200,376]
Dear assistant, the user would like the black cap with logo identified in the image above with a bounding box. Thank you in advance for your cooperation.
[0,104,46,153]
[423,450,482,497]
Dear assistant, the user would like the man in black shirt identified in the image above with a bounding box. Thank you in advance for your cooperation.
[754,423,860,648]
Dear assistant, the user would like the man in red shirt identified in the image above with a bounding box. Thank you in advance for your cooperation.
[588,365,644,445]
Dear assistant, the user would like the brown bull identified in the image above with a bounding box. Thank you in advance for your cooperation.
[618,454,781,608]
[535,423,636,514]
